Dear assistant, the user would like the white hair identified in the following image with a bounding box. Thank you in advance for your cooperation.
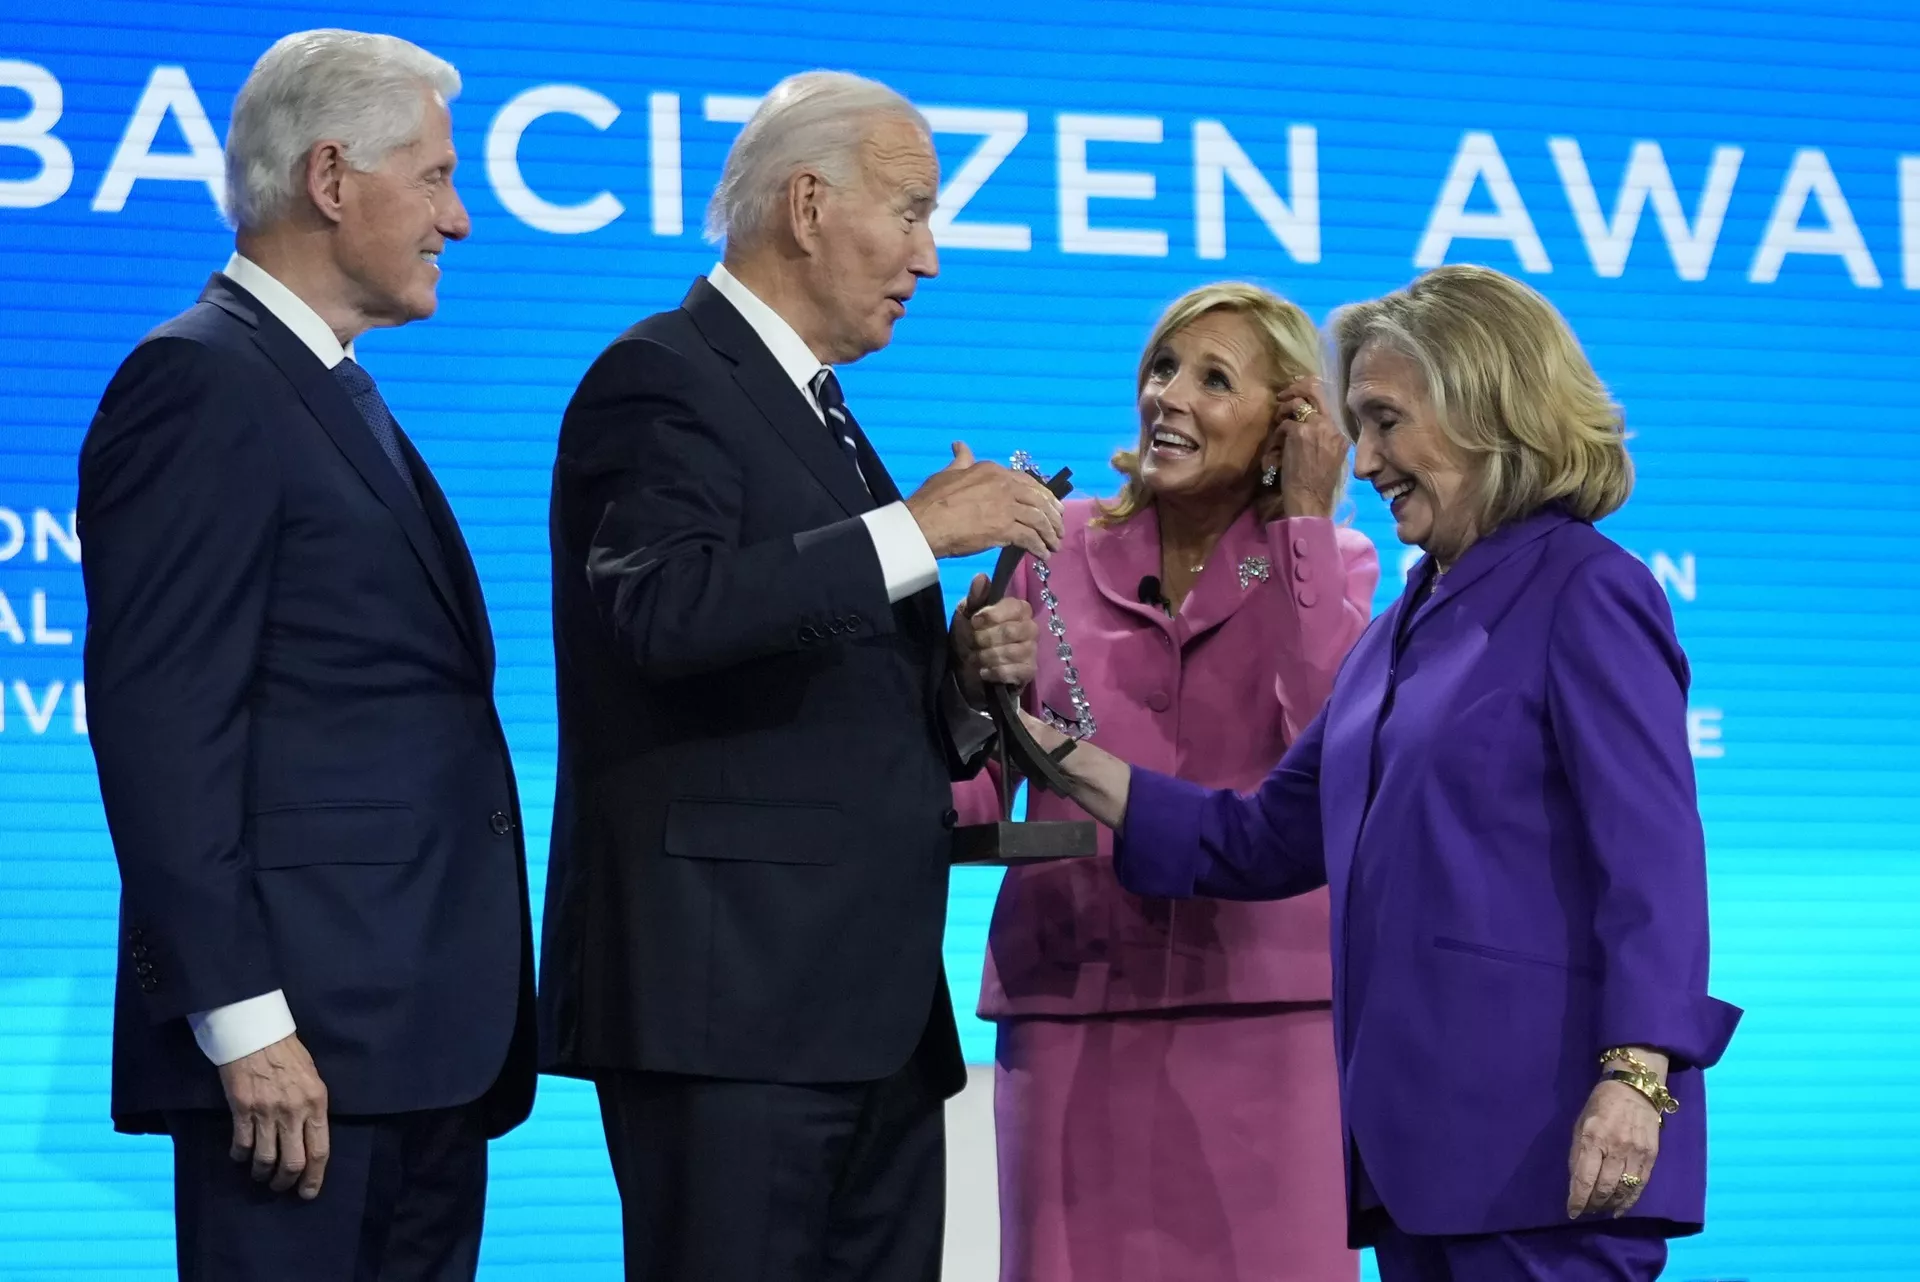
[225,29,460,232]
[705,70,928,247]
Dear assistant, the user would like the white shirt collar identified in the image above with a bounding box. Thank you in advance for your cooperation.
[222,252,355,368]
[706,262,827,415]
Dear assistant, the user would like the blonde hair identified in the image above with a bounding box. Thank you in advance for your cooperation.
[1328,264,1632,529]
[1096,281,1325,527]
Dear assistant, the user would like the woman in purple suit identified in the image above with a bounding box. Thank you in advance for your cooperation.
[1016,264,1741,1281]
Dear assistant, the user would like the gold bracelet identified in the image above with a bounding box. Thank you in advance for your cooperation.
[1603,1069,1679,1123]
[1597,1046,1654,1075]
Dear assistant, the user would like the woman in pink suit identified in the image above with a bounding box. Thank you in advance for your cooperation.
[953,282,1379,1281]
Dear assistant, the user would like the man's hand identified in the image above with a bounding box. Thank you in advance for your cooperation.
[905,443,1064,560]
[218,1032,330,1200]
[951,572,1039,701]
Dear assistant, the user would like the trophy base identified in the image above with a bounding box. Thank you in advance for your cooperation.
[951,820,1099,866]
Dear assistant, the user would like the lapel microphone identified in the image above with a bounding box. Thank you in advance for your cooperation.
[1137,575,1167,609]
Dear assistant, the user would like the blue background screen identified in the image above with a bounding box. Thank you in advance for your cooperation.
[3,2,1916,1276]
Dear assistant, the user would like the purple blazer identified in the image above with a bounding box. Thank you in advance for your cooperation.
[1117,507,1742,1239]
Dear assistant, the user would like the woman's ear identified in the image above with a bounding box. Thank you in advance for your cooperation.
[1260,407,1291,466]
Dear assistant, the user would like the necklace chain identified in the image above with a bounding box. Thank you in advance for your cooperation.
[1010,451,1096,740]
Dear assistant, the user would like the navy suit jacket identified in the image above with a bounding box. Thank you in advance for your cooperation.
[539,278,967,1095]
[79,274,536,1135]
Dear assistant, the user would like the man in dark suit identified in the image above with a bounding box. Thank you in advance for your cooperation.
[540,70,1057,1281]
[79,30,533,1280]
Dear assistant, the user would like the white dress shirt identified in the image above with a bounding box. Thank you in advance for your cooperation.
[705,263,939,603]
[180,253,348,1067]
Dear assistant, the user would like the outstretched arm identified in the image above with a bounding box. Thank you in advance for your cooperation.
[1019,706,1331,901]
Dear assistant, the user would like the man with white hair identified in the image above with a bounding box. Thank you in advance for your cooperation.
[79,29,534,1278]
[540,70,1057,1281]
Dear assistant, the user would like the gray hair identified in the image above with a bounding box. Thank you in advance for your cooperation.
[705,70,927,247]
[225,29,460,232]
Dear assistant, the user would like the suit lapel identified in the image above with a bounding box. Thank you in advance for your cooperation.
[680,276,948,642]
[1083,506,1176,635]
[203,274,479,665]
[1171,508,1268,645]
[398,431,495,677]
[681,277,873,518]
[1320,607,1394,896]
[1400,506,1573,641]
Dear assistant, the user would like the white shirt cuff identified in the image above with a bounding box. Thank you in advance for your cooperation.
[187,990,297,1066]
[860,502,939,603]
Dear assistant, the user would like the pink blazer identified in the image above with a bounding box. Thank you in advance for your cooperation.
[962,498,1379,1018]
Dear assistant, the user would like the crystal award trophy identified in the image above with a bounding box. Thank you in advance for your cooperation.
[950,453,1100,866]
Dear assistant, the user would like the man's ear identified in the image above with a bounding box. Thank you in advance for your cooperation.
[305,140,351,226]
[785,170,828,256]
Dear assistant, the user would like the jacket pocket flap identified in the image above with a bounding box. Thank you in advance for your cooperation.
[249,803,417,869]
[663,798,842,866]
[1432,934,1598,980]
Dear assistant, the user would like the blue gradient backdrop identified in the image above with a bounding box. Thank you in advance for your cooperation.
[2,2,1917,1277]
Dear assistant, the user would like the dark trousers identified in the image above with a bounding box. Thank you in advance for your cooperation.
[1372,1217,1668,1282]
[166,1104,487,1282]
[595,1054,946,1282]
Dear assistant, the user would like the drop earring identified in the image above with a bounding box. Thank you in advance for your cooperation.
[1260,465,1278,487]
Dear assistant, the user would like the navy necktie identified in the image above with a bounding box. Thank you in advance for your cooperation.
[331,357,423,507]
[808,368,872,495]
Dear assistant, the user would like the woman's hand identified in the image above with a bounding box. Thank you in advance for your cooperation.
[1014,708,1133,830]
[1566,1067,1665,1219]
[1267,376,1348,520]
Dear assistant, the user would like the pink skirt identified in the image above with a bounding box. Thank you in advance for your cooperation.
[994,1003,1356,1282]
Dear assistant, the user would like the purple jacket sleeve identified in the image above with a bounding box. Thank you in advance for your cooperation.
[1114,706,1330,902]
[1546,550,1742,1069]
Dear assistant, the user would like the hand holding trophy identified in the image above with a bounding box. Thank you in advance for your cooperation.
[950,452,1100,865]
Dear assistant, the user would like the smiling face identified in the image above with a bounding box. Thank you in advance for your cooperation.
[1345,341,1477,561]
[1136,310,1278,511]
[332,90,469,328]
[804,115,940,364]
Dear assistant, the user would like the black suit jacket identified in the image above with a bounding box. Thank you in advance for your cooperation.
[79,274,536,1136]
[539,278,968,1096]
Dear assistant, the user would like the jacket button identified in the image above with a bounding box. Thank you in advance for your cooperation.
[139,978,158,994]
[131,945,149,960]
[127,928,144,943]
[1296,587,1318,608]
[845,614,863,631]
[940,808,959,829]
[134,961,154,977]
[1294,562,1312,582]
[1146,691,1171,713]
[489,811,513,835]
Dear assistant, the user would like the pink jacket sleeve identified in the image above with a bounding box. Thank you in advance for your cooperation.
[1265,517,1380,738]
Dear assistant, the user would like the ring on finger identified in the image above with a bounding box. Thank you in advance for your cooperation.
[1617,1173,1644,1191]
[1292,402,1316,421]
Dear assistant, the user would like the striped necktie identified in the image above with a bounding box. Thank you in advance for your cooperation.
[808,367,871,495]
